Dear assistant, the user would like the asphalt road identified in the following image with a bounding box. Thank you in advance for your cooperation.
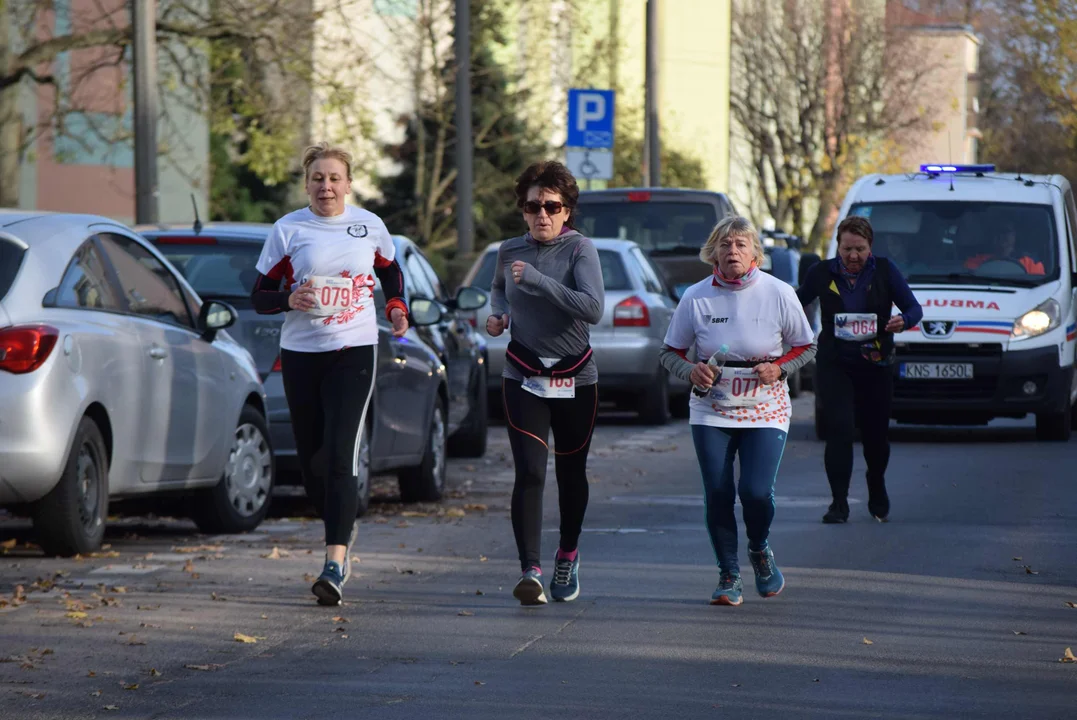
[2,395,1075,719]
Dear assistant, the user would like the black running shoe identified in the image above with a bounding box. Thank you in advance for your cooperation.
[822,500,849,524]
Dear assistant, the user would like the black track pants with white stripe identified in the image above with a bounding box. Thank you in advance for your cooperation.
[280,345,375,545]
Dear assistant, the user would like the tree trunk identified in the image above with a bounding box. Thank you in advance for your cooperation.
[0,1,23,208]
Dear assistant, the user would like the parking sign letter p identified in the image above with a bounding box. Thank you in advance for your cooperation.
[577,93,606,131]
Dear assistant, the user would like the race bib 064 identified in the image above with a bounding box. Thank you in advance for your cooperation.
[307,275,354,316]
[834,312,877,342]
[708,367,766,408]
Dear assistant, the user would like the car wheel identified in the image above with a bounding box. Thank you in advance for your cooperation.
[191,405,274,534]
[788,368,803,398]
[398,397,447,503]
[669,392,690,419]
[1035,406,1072,442]
[638,367,671,425]
[448,365,488,458]
[32,416,109,557]
[354,418,372,517]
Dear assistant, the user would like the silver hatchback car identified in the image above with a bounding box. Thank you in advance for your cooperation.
[461,237,690,424]
[0,212,271,556]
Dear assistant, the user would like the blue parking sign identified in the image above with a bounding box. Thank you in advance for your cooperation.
[567,89,615,149]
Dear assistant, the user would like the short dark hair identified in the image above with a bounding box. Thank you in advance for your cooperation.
[837,215,874,245]
[514,161,580,228]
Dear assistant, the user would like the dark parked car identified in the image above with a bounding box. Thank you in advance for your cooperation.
[574,190,820,396]
[139,222,490,508]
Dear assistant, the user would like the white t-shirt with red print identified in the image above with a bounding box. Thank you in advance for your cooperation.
[663,272,815,431]
[256,205,397,352]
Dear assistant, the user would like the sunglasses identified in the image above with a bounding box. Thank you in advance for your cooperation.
[522,200,565,215]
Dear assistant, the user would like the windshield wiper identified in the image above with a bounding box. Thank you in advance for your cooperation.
[648,245,704,256]
[911,273,1040,288]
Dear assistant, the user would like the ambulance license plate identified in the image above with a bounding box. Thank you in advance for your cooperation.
[899,363,974,380]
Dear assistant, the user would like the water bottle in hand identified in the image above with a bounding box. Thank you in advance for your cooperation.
[692,344,729,397]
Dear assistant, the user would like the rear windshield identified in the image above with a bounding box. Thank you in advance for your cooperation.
[848,201,1059,287]
[0,239,25,302]
[575,200,718,253]
[153,241,264,299]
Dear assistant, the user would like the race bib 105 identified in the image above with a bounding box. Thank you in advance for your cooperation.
[834,312,878,342]
[708,367,767,408]
[522,375,575,399]
[307,275,354,316]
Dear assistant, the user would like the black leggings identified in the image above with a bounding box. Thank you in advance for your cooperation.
[280,345,375,546]
[503,378,598,572]
[815,358,893,500]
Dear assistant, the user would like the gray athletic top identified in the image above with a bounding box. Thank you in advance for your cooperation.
[490,229,604,386]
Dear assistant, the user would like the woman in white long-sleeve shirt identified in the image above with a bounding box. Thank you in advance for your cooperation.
[659,216,817,606]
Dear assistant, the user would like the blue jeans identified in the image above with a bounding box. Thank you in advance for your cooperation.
[691,425,788,576]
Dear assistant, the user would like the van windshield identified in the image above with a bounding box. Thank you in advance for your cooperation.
[847,201,1059,287]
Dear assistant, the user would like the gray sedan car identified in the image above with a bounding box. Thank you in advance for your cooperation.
[0,211,271,556]
[140,223,489,507]
[460,237,690,424]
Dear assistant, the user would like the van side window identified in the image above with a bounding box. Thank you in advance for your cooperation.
[1065,190,1077,270]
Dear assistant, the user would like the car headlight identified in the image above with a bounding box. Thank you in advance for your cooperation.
[1011,299,1061,340]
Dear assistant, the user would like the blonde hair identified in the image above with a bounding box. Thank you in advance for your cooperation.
[698,215,766,267]
[302,142,353,182]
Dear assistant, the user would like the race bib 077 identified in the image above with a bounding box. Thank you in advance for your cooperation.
[708,367,767,408]
[834,312,878,342]
[307,275,354,316]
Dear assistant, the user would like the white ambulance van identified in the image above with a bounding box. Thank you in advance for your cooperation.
[828,164,1077,441]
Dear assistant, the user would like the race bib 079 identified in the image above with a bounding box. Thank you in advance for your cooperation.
[834,312,878,341]
[708,367,766,408]
[307,275,354,316]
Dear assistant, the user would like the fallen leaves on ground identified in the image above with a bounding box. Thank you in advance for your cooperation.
[473,681,485,686]
[1013,631,1028,636]
[104,704,120,711]
[302,574,317,583]
[333,616,349,623]
[1012,556,1023,561]
[233,632,265,644]
[463,504,487,512]
[136,605,160,611]
[126,636,147,646]
[1065,602,1077,609]
[479,555,488,562]
[90,690,102,697]
[862,638,874,645]
[1024,566,1039,575]
[21,691,45,699]
[211,592,226,602]
[400,511,428,518]
[184,664,223,671]
[173,545,224,554]
[149,668,162,677]
[183,559,195,574]
[1061,648,1076,664]
[0,538,16,550]
[261,547,289,560]
[66,611,88,619]
[458,610,474,617]
[443,508,466,518]
[124,683,139,690]
[87,551,121,559]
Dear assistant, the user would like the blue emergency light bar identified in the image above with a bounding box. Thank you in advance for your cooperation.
[920,163,996,173]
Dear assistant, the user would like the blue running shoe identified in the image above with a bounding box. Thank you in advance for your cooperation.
[710,573,743,606]
[513,567,547,606]
[550,550,580,602]
[749,546,785,598]
[312,560,345,606]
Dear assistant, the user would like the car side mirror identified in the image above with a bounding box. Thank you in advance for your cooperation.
[410,297,444,326]
[199,299,237,340]
[454,285,488,311]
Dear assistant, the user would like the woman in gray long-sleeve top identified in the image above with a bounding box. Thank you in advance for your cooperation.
[487,160,605,606]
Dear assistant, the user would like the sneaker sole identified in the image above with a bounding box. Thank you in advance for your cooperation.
[710,594,743,606]
[513,578,548,606]
[312,580,343,606]
[551,584,580,602]
[760,577,786,599]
